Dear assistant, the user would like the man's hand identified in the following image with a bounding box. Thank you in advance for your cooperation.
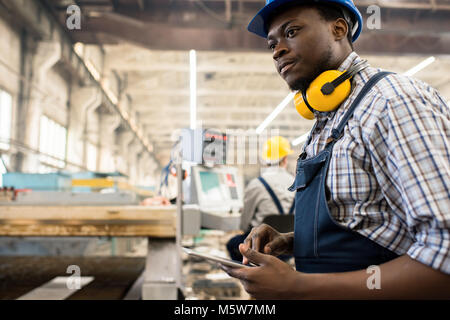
[242,224,294,265]
[140,196,171,206]
[222,242,450,299]
[221,243,301,300]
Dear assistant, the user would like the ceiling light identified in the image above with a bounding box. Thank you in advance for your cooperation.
[291,133,309,146]
[403,56,435,76]
[85,59,101,82]
[190,50,197,130]
[73,43,84,57]
[256,92,296,134]
[103,86,118,105]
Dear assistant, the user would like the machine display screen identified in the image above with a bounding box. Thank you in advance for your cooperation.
[199,171,224,202]
[225,173,238,200]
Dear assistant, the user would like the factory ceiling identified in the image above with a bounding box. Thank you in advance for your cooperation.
[44,0,450,54]
[25,1,450,165]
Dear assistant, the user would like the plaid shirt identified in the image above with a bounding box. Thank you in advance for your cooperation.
[302,52,450,274]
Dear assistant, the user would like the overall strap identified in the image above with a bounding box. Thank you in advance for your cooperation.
[288,199,295,215]
[304,121,319,148]
[328,71,393,143]
[258,176,285,215]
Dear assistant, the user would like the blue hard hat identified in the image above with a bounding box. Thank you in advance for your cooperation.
[247,0,363,42]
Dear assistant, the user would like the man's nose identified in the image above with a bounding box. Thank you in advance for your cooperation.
[273,40,289,60]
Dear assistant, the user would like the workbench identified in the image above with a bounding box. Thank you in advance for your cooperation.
[0,205,179,300]
[0,205,176,237]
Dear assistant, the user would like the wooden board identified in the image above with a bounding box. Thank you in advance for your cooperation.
[0,205,176,237]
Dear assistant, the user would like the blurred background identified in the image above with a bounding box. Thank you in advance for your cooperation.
[0,0,448,300]
[0,0,449,184]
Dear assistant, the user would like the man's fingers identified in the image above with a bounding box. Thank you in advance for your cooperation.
[242,225,276,262]
[252,231,261,252]
[220,266,254,297]
[243,231,253,251]
[242,229,256,265]
[219,264,248,281]
[243,237,252,248]
[241,242,250,265]
[239,244,268,265]
[264,236,288,255]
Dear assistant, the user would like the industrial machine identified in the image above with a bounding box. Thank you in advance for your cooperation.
[188,165,243,231]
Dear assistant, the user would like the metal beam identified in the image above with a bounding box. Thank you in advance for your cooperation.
[191,0,450,9]
[127,88,289,97]
[135,105,298,114]
[104,61,277,73]
[356,0,450,11]
[61,2,450,54]
[139,117,308,127]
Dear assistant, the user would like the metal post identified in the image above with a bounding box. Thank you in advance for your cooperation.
[175,162,184,297]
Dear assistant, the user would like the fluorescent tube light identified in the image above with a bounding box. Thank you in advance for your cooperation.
[404,56,435,76]
[190,50,197,130]
[256,91,296,134]
[291,133,309,146]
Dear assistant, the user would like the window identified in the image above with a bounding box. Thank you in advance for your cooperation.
[39,115,67,169]
[0,154,9,187]
[0,89,12,151]
[86,142,97,172]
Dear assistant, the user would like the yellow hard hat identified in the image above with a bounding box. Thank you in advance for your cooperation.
[262,136,293,162]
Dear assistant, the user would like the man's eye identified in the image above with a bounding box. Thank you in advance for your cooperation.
[286,28,298,38]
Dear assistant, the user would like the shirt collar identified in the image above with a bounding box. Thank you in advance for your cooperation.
[337,51,361,72]
[261,166,288,175]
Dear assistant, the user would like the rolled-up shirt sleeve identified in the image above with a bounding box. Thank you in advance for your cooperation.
[370,90,450,274]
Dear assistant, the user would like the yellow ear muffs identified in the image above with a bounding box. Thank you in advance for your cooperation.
[294,69,352,119]
[308,70,352,112]
[293,60,369,119]
[294,91,315,120]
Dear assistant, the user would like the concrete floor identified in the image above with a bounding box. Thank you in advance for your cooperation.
[0,231,295,300]
[0,256,145,300]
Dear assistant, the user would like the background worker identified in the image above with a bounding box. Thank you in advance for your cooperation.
[226,136,295,261]
[222,0,450,299]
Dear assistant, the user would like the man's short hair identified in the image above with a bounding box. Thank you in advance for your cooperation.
[266,1,354,49]
[264,156,287,167]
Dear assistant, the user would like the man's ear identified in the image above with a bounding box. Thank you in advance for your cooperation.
[332,18,349,41]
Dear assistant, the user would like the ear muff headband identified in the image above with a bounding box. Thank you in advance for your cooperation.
[320,70,352,95]
[321,60,368,95]
[302,90,316,113]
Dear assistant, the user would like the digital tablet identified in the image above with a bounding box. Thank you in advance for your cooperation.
[182,247,256,269]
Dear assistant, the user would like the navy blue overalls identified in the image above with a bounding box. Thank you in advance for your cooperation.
[288,72,398,273]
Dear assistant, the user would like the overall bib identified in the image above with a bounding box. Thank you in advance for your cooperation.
[288,72,399,273]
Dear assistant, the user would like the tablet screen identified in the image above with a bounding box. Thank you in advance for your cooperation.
[182,247,255,268]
